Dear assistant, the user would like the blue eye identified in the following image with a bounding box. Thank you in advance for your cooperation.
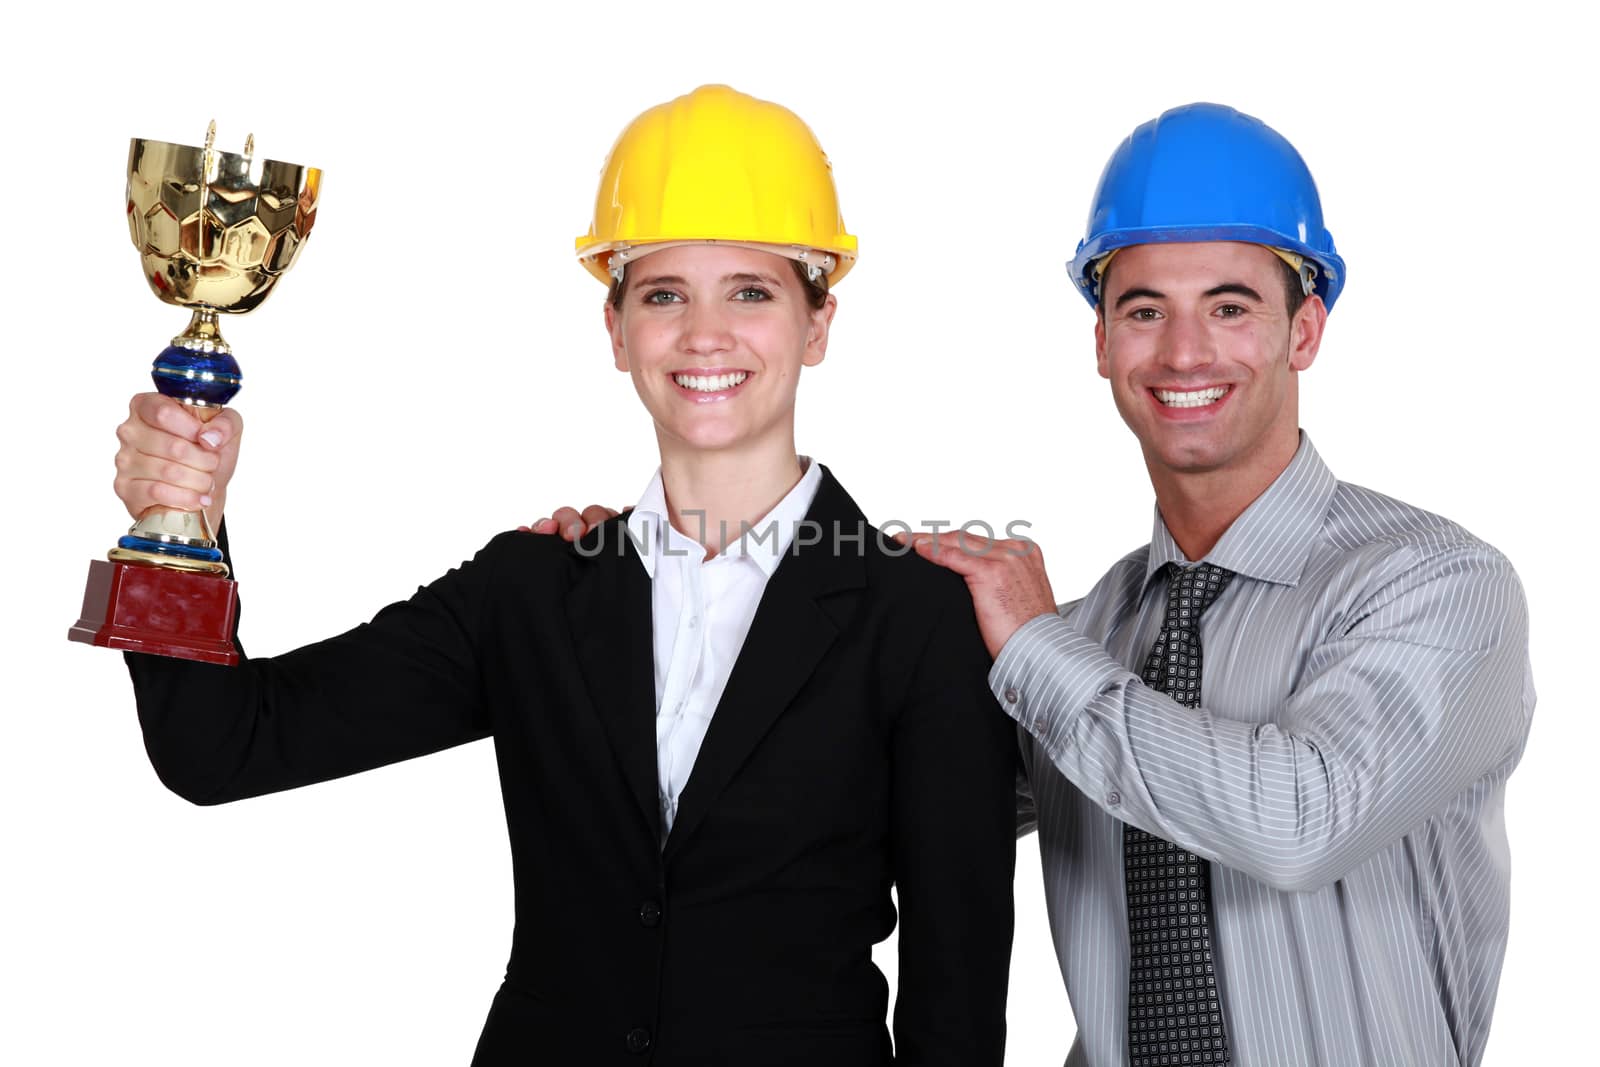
[733,286,772,302]
[643,289,682,305]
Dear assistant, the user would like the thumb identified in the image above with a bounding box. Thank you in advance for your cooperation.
[198,408,244,450]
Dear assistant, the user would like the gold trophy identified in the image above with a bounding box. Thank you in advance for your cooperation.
[69,123,320,665]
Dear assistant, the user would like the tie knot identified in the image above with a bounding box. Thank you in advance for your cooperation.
[1163,562,1234,628]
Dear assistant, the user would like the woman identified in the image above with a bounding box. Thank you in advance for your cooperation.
[113,85,1015,1066]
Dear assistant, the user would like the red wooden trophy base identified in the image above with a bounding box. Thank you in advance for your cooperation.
[69,559,239,666]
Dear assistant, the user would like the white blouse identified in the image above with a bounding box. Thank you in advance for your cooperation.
[624,458,823,839]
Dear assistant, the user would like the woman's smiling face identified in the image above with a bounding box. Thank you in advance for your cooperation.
[606,244,834,458]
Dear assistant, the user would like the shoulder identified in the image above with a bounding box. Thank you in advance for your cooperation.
[844,526,1002,702]
[806,468,975,616]
[1322,481,1518,580]
[836,521,977,616]
[793,519,984,659]
[1325,481,1496,555]
[470,523,631,587]
[478,526,584,564]
[1318,482,1526,646]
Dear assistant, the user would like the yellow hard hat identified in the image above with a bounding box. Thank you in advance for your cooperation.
[576,85,858,286]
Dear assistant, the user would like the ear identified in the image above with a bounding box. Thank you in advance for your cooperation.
[604,302,629,372]
[1094,310,1111,379]
[1288,294,1327,373]
[801,293,837,368]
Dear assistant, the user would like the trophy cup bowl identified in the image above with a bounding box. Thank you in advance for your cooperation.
[68,124,320,665]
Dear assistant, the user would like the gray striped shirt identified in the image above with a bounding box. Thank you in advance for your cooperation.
[992,434,1534,1067]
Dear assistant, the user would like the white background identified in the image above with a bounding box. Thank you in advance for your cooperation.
[1,2,1588,1063]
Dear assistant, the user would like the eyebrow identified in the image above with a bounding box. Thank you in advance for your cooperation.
[1203,282,1265,303]
[634,271,786,288]
[1113,287,1165,309]
[1112,281,1266,309]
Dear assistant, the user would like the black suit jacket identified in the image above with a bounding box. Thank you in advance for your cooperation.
[127,468,1016,1066]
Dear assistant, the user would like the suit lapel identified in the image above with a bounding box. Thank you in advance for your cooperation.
[564,520,661,840]
[663,469,868,861]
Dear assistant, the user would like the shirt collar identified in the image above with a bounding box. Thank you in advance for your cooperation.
[1146,431,1338,588]
[625,456,824,580]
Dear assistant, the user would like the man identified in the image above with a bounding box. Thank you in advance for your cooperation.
[903,103,1534,1066]
[539,103,1533,1064]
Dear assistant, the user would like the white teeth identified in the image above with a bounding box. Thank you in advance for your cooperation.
[1155,386,1228,408]
[673,371,749,392]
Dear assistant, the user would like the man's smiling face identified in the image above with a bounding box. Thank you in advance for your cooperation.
[1095,241,1325,492]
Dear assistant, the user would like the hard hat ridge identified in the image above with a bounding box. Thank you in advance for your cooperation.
[576,85,858,286]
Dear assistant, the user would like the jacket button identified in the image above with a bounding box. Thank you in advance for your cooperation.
[639,900,662,927]
[625,1027,652,1054]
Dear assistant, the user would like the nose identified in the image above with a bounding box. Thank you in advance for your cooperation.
[680,298,735,357]
[1159,308,1216,374]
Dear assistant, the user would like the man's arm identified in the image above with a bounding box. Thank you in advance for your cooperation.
[991,544,1533,892]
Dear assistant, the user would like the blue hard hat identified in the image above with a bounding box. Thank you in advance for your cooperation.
[1069,103,1346,311]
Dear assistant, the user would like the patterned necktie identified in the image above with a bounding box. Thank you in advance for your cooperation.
[1125,562,1235,1066]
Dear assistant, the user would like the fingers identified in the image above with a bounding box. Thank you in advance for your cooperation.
[581,504,619,529]
[197,407,244,451]
[114,393,244,521]
[129,392,200,442]
[894,527,1057,657]
[901,531,983,575]
[541,505,622,540]
[126,393,244,449]
[550,507,585,540]
[113,445,217,494]
[116,476,213,513]
[518,514,582,537]
[895,529,1046,576]
[522,504,625,539]
[113,443,217,514]
[118,408,219,475]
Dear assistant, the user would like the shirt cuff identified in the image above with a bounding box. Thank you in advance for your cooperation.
[989,612,1127,758]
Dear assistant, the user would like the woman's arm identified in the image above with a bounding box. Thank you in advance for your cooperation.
[126,527,508,806]
[890,584,1017,1067]
[109,390,501,805]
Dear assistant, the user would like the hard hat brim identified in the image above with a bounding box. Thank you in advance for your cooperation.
[1068,224,1345,311]
[576,235,859,287]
